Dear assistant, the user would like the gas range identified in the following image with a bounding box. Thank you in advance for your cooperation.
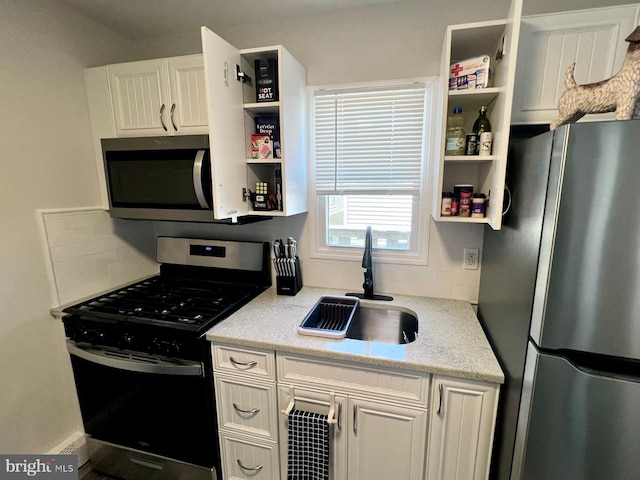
[62,237,271,360]
[61,237,272,480]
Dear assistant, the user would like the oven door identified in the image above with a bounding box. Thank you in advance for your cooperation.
[67,341,217,470]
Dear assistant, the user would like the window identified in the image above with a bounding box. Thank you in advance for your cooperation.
[310,79,435,264]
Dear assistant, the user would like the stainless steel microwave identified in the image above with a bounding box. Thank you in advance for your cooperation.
[101,135,217,222]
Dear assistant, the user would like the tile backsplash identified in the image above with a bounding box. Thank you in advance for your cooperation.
[39,209,484,308]
[39,209,158,306]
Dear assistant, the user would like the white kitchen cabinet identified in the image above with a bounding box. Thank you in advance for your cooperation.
[426,375,500,480]
[213,345,500,480]
[433,0,522,230]
[107,55,208,137]
[347,397,427,480]
[511,4,640,125]
[276,353,429,480]
[212,343,280,480]
[201,27,307,219]
[84,28,307,219]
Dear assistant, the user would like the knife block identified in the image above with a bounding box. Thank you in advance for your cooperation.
[276,256,303,296]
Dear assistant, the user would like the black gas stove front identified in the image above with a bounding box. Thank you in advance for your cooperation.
[61,237,271,480]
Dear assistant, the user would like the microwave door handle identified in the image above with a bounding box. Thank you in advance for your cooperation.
[193,150,210,209]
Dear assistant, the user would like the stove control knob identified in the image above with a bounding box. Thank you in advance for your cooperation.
[150,338,162,355]
[79,328,104,344]
[123,333,134,347]
[169,341,181,356]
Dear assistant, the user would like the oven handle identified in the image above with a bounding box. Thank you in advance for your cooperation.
[67,341,204,377]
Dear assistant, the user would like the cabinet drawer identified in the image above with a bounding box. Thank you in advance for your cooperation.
[212,344,275,381]
[221,435,280,480]
[216,376,278,440]
[277,353,430,407]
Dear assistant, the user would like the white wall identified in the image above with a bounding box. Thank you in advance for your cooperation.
[128,0,501,301]
[0,0,143,454]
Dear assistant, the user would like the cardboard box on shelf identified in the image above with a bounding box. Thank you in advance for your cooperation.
[449,55,491,90]
[255,58,279,102]
[255,116,281,158]
[251,134,273,159]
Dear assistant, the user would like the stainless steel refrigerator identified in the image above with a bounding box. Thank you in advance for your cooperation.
[478,120,640,480]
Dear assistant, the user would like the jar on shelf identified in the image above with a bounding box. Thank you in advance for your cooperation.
[441,192,453,216]
[471,193,486,218]
[459,190,473,217]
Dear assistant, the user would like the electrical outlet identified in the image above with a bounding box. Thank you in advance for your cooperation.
[463,248,479,270]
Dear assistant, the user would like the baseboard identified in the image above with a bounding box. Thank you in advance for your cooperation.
[48,431,89,467]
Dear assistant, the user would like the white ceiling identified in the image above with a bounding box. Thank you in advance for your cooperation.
[57,0,637,41]
[56,0,413,40]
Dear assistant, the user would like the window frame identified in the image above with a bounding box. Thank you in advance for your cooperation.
[307,77,438,266]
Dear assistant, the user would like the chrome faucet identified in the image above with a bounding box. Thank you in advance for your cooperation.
[346,226,393,301]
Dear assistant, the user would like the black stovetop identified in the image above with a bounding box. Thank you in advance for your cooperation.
[62,275,260,332]
[62,237,271,360]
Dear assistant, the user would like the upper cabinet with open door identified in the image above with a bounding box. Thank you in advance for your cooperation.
[432,0,522,230]
[85,27,308,221]
[201,27,308,220]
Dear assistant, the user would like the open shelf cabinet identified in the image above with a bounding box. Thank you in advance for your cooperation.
[433,0,522,230]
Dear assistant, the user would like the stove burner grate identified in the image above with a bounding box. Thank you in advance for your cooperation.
[72,276,256,328]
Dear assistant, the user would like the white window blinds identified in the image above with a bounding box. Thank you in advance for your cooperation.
[314,84,426,196]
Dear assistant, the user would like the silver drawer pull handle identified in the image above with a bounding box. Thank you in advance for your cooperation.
[237,459,263,472]
[229,356,257,368]
[233,402,260,414]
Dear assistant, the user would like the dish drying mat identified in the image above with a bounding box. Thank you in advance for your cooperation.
[287,409,330,480]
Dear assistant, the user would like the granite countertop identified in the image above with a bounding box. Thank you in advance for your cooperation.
[206,286,504,384]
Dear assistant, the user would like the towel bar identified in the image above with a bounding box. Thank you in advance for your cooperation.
[280,385,338,425]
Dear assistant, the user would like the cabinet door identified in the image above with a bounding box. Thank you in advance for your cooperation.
[107,59,170,136]
[167,55,208,135]
[277,385,348,480]
[512,4,640,125]
[426,376,499,480]
[201,27,249,219]
[348,397,427,480]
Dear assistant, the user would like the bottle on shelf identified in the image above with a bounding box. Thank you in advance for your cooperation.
[472,105,492,155]
[445,106,466,156]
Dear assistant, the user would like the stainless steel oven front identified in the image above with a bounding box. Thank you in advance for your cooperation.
[66,337,218,480]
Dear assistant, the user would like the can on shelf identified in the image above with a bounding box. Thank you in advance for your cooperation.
[465,134,478,155]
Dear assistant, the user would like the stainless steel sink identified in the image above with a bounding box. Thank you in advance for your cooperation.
[345,306,418,344]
